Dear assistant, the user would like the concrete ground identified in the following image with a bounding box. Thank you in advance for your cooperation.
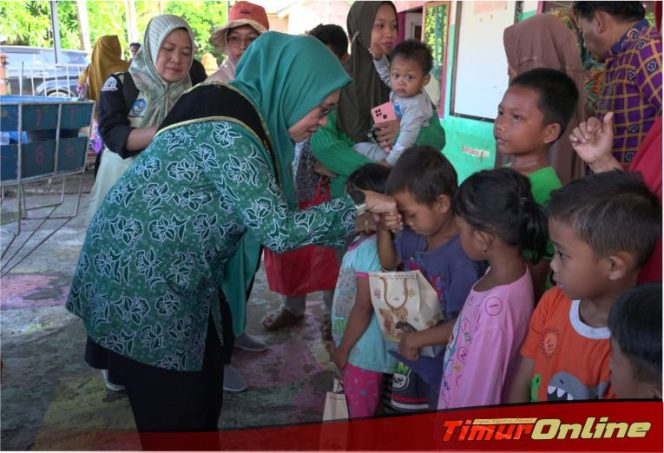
[1,172,337,450]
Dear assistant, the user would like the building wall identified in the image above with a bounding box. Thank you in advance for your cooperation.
[262,0,352,35]
[265,0,540,181]
[438,1,539,181]
[285,0,351,35]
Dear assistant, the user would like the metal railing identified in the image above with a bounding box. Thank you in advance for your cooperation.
[0,96,95,276]
[8,61,87,97]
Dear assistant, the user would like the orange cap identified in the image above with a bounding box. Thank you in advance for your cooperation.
[210,1,270,51]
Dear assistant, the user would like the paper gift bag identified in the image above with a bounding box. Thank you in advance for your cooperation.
[320,378,349,450]
[369,270,443,357]
[322,378,348,421]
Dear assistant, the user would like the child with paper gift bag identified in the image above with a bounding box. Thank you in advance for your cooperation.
[438,168,548,409]
[377,147,481,411]
[331,163,398,419]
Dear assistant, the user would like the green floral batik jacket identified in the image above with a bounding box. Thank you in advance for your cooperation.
[66,120,356,371]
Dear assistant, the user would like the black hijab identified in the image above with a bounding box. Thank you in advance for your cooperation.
[337,1,396,143]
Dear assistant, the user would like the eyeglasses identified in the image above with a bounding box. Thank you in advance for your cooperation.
[226,35,258,48]
[318,105,337,119]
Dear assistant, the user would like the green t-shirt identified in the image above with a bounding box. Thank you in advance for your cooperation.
[527,166,562,289]
[528,166,562,208]
[311,110,446,198]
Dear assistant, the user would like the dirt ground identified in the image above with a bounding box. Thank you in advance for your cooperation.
[1,172,337,450]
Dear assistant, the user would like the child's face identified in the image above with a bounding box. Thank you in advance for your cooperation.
[389,56,430,98]
[393,190,449,238]
[455,216,484,261]
[549,218,607,300]
[609,338,659,399]
[494,85,554,156]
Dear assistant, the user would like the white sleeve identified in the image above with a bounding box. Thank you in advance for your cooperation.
[373,56,392,87]
[387,94,433,165]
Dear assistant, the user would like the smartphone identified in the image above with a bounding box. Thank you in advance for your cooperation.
[371,102,397,125]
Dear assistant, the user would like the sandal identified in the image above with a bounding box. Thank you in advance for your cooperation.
[262,307,304,331]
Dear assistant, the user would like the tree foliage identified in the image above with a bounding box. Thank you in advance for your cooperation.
[424,3,448,82]
[1,0,228,60]
[0,1,53,48]
[163,1,229,59]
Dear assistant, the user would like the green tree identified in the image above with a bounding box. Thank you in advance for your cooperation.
[424,3,448,82]
[163,0,228,60]
[0,1,53,47]
[56,1,81,50]
[86,1,131,57]
[1,0,227,61]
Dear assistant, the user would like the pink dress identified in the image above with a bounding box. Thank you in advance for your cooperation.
[438,268,534,409]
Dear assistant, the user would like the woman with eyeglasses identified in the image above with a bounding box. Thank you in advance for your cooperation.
[207,1,269,83]
[66,32,398,442]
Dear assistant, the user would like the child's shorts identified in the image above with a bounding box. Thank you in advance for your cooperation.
[388,362,438,412]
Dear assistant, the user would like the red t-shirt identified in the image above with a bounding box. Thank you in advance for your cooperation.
[521,287,611,402]
[629,117,662,284]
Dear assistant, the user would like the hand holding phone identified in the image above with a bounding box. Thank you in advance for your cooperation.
[371,102,397,125]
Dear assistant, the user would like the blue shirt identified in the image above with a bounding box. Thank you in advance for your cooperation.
[395,229,481,320]
[331,234,397,373]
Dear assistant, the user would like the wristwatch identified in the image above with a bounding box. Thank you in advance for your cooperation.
[348,189,368,216]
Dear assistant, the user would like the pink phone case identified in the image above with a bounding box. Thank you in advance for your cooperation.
[371,102,397,124]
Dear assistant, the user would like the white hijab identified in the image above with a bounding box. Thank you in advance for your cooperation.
[128,14,194,127]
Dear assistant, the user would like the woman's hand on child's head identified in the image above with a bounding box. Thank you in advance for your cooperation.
[332,347,349,371]
[398,333,420,361]
[375,120,399,149]
[365,191,397,215]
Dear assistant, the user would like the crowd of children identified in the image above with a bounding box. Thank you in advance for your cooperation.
[326,45,661,417]
[75,0,661,427]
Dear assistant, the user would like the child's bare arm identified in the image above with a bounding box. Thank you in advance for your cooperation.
[508,356,535,403]
[398,319,455,361]
[377,213,401,270]
[332,277,374,371]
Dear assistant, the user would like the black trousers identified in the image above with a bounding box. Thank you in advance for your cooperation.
[89,295,234,448]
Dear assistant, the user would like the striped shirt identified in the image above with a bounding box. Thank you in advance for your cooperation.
[599,20,662,166]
